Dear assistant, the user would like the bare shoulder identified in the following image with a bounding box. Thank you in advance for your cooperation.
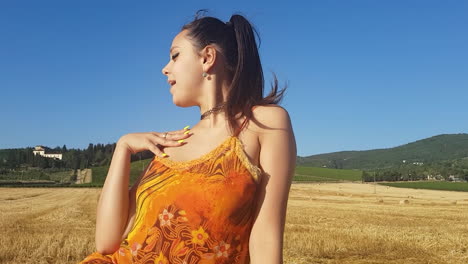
[249,104,293,135]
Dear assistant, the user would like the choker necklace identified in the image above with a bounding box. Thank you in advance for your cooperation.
[200,102,227,120]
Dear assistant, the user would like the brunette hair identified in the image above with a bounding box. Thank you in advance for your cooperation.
[181,9,287,134]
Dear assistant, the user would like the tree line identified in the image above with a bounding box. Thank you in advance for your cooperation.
[0,143,154,175]
[362,158,468,182]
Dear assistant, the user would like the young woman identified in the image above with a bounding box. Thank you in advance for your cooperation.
[80,10,296,264]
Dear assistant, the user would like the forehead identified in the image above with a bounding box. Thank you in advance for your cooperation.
[170,30,189,51]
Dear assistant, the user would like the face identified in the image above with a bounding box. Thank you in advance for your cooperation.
[161,30,205,107]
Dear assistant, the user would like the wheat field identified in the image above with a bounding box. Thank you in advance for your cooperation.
[1,183,467,264]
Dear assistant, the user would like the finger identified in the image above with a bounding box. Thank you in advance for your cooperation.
[153,134,185,147]
[163,130,192,141]
[170,131,192,141]
[171,126,191,134]
[151,131,174,141]
[149,144,168,158]
[153,126,191,138]
[152,131,170,138]
[173,129,193,138]
[169,130,192,140]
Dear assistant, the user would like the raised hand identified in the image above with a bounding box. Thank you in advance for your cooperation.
[118,126,192,157]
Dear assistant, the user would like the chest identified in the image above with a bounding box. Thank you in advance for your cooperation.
[162,128,260,169]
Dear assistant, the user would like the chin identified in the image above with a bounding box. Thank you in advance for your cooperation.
[172,97,194,108]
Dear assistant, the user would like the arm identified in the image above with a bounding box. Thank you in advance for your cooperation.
[120,161,148,241]
[249,106,297,264]
[95,139,134,255]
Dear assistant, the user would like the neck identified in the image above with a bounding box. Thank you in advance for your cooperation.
[198,103,228,129]
[200,102,225,119]
[198,74,230,128]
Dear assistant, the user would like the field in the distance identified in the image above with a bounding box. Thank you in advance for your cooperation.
[295,166,468,193]
[1,183,468,263]
[294,166,362,182]
[379,181,468,192]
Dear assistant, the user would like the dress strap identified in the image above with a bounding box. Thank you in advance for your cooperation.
[234,118,249,137]
[233,105,260,137]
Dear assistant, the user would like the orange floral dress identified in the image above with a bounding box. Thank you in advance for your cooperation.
[79,133,262,264]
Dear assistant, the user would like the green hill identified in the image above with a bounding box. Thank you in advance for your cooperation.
[298,133,468,170]
[294,166,362,182]
[80,157,154,187]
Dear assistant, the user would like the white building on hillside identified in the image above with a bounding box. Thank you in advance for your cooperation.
[33,146,63,160]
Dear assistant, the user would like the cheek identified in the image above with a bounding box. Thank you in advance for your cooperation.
[177,60,201,83]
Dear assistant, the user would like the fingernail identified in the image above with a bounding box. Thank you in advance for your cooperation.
[183,125,190,130]
[178,139,185,143]
[184,130,191,135]
[161,153,168,157]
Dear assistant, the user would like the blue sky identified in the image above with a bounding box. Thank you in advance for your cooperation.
[1,1,467,156]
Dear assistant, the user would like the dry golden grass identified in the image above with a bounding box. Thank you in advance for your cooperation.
[1,183,467,263]
[0,188,99,264]
[284,182,468,264]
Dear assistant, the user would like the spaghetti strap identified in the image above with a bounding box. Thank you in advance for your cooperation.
[234,105,259,137]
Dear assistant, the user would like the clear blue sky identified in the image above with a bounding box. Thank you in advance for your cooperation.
[1,1,467,156]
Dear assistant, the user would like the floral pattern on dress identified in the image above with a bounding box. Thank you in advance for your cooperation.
[158,208,174,227]
[79,135,258,264]
[214,241,230,258]
[191,226,209,246]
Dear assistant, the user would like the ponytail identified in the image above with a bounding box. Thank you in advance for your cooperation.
[181,10,287,134]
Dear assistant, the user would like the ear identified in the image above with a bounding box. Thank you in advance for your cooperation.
[200,45,217,72]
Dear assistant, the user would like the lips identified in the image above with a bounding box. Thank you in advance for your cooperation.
[168,80,176,86]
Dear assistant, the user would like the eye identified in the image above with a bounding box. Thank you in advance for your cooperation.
[171,52,179,60]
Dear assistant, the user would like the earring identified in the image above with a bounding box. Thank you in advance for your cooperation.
[202,72,208,77]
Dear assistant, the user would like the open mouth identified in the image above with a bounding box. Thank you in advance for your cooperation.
[168,80,176,86]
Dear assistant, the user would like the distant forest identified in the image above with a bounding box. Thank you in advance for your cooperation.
[2,133,468,184]
[362,158,468,182]
[0,143,154,174]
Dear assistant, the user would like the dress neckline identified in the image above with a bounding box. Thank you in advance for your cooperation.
[154,135,234,166]
[153,135,262,182]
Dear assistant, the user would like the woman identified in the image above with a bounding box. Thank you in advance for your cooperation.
[80,10,296,264]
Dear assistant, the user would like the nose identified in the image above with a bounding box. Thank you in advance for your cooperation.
[161,62,169,76]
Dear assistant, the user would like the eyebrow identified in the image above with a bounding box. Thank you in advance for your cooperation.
[170,46,180,53]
